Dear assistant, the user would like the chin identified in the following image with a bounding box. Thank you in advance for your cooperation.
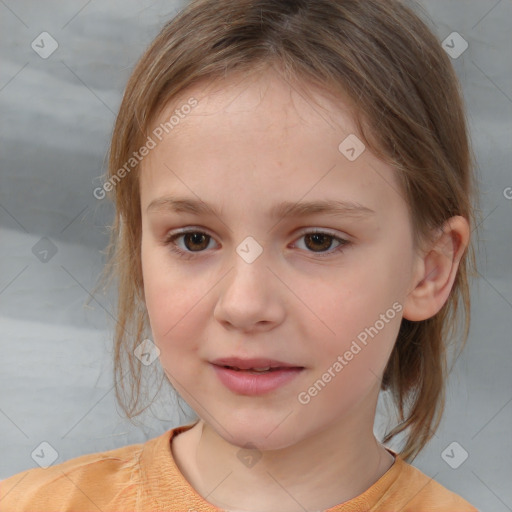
[214,411,306,452]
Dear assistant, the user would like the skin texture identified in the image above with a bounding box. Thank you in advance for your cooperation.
[139,69,470,512]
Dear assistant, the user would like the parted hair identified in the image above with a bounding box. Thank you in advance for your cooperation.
[101,0,479,462]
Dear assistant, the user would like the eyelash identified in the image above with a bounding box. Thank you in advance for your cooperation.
[163,228,351,260]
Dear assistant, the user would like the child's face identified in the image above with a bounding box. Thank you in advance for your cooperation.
[140,70,422,449]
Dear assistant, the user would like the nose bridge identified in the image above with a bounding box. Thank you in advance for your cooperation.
[235,234,266,266]
[214,233,284,330]
[224,234,271,293]
[216,201,285,292]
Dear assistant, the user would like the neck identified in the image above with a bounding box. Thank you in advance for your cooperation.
[173,398,396,511]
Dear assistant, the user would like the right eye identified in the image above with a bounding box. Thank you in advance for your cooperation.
[164,230,216,259]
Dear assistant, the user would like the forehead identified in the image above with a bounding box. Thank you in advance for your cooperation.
[140,70,407,222]
[153,69,358,142]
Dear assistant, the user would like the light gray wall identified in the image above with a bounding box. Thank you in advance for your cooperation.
[1,1,511,510]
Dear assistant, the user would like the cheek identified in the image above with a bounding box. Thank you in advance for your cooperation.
[320,264,393,330]
[141,240,184,337]
[141,240,213,353]
[310,251,406,370]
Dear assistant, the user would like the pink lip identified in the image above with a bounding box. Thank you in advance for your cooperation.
[211,364,304,395]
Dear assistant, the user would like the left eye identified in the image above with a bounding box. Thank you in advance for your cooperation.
[164,229,350,259]
[294,231,348,255]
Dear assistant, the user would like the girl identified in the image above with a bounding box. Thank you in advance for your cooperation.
[1,0,480,510]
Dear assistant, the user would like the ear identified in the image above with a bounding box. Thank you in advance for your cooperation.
[402,216,470,321]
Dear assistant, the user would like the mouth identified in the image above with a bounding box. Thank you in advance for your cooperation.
[210,357,304,373]
[210,360,305,395]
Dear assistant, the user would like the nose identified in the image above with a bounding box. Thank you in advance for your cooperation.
[213,241,285,333]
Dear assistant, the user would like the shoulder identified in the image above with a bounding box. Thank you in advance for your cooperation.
[388,458,480,511]
[0,438,149,511]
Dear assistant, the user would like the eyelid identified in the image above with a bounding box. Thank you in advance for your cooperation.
[163,226,215,243]
[294,226,348,239]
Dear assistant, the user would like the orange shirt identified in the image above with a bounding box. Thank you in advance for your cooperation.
[1,422,479,511]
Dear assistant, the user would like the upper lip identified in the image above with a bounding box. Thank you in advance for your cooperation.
[211,357,303,370]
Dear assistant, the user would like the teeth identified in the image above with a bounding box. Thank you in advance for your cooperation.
[227,366,272,372]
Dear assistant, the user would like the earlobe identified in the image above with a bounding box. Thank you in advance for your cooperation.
[402,216,470,322]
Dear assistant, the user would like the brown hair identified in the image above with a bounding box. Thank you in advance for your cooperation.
[101,0,479,462]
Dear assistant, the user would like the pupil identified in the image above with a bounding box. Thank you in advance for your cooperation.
[306,233,331,251]
[186,233,209,251]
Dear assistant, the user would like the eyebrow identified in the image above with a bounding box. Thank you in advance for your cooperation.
[147,196,375,220]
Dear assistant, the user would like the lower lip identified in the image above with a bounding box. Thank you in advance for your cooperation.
[212,365,304,395]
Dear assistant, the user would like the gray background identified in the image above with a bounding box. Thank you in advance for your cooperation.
[0,1,511,510]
